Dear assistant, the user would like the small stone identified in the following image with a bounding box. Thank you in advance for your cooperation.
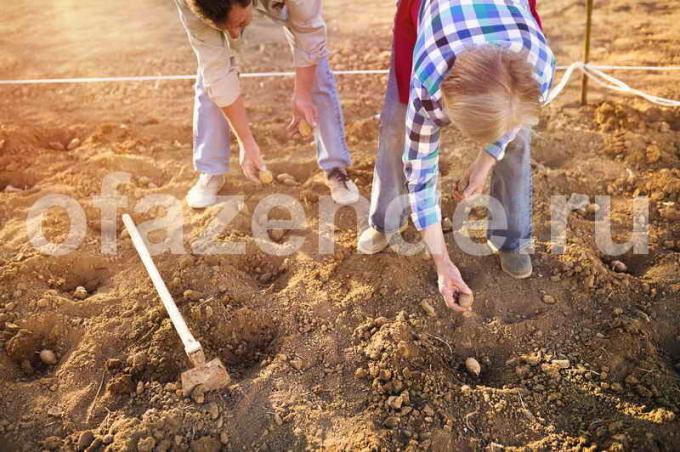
[465,357,481,376]
[191,384,206,404]
[611,260,627,273]
[276,173,297,184]
[441,217,454,232]
[646,144,661,163]
[190,437,221,452]
[420,299,436,317]
[636,384,652,398]
[611,382,624,393]
[77,431,95,451]
[219,431,229,445]
[552,359,570,369]
[542,295,556,305]
[378,369,392,381]
[624,374,639,386]
[39,349,58,365]
[183,290,202,302]
[388,395,404,410]
[105,358,123,370]
[547,392,561,401]
[269,228,285,242]
[137,437,156,452]
[289,357,304,371]
[206,401,219,420]
[373,316,389,327]
[586,203,600,215]
[515,365,530,378]
[45,436,65,449]
[67,137,81,150]
[273,412,283,426]
[73,286,88,300]
[37,298,49,308]
[136,381,144,395]
[384,416,400,428]
[423,404,435,416]
[49,141,65,151]
[102,434,113,445]
[354,367,367,379]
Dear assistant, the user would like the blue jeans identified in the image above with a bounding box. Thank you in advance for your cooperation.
[192,57,352,174]
[368,58,533,252]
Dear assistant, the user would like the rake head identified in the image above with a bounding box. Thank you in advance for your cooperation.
[181,357,230,396]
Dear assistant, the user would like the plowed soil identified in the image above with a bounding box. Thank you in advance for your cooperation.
[1,0,679,450]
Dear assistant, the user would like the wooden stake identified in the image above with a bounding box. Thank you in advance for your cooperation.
[581,0,594,105]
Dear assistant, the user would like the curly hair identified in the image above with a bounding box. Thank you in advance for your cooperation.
[186,0,252,27]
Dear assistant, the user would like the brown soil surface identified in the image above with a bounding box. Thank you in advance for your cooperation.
[1,0,679,450]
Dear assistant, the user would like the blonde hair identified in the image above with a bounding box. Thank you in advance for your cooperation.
[441,46,541,144]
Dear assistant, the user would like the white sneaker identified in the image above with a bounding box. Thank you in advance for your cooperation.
[186,173,225,209]
[357,227,389,254]
[327,168,360,205]
[357,224,408,254]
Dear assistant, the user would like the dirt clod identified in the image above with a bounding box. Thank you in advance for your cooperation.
[420,299,436,317]
[191,384,206,404]
[77,431,94,451]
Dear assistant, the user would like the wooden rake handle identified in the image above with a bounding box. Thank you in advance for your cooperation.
[121,214,203,359]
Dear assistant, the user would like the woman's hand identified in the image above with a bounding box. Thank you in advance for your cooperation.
[421,223,473,311]
[434,256,474,312]
[455,150,497,201]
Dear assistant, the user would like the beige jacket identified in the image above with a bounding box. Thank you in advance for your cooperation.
[175,0,328,107]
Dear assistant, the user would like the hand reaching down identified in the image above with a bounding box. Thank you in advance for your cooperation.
[435,258,474,312]
[454,150,497,201]
[239,141,265,183]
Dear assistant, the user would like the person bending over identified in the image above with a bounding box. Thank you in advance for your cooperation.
[358,0,555,309]
[175,0,360,208]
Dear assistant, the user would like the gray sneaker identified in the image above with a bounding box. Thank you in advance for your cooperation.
[326,168,360,206]
[499,251,533,279]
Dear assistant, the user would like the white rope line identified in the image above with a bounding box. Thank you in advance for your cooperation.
[0,63,678,106]
[583,65,680,107]
[0,64,679,86]
[545,62,584,104]
[544,62,680,107]
[0,69,389,85]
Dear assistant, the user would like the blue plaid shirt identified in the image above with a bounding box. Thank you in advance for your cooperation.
[403,0,556,230]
